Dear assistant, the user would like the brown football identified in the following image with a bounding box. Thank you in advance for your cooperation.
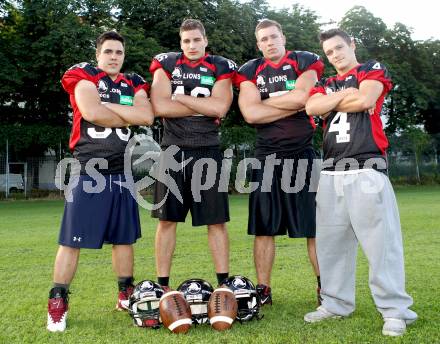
[208,288,238,331]
[159,291,192,334]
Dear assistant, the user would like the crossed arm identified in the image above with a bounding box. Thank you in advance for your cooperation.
[305,79,384,118]
[238,70,318,124]
[75,80,154,127]
[150,68,233,119]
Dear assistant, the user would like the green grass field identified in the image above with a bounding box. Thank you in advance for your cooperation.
[0,186,439,343]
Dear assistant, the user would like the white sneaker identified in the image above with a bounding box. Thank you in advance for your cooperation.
[382,318,416,336]
[382,318,406,336]
[304,306,342,323]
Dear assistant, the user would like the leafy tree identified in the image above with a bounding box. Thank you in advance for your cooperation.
[339,6,387,60]
[1,0,439,160]
[339,6,439,135]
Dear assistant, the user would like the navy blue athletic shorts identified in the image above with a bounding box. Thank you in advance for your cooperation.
[58,174,141,248]
[248,148,317,238]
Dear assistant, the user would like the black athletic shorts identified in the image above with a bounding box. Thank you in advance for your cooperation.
[151,146,229,226]
[248,148,318,238]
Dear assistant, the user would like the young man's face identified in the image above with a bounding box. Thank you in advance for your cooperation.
[256,25,286,63]
[180,29,208,61]
[322,35,357,74]
[96,39,125,78]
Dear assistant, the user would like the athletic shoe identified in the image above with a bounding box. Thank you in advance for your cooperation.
[304,306,342,323]
[116,285,134,311]
[47,287,69,332]
[382,318,417,336]
[256,284,272,306]
[317,287,323,306]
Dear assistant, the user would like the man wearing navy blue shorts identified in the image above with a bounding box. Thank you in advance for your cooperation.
[46,31,154,332]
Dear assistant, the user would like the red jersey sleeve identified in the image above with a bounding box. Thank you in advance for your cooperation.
[61,63,99,94]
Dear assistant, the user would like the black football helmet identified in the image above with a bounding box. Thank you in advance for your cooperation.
[222,275,261,321]
[128,280,164,328]
[177,278,214,324]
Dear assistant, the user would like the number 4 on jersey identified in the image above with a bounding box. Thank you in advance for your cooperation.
[329,112,350,143]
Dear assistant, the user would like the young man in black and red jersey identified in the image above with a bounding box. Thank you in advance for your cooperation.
[303,28,417,337]
[149,19,236,290]
[236,19,324,306]
[46,31,154,332]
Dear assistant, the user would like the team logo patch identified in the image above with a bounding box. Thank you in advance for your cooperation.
[232,278,246,289]
[256,75,266,88]
[172,67,183,80]
[98,80,108,93]
[141,281,154,290]
[120,95,133,105]
[286,80,296,90]
[200,67,208,72]
[201,76,215,86]
[283,64,292,71]
[187,282,202,294]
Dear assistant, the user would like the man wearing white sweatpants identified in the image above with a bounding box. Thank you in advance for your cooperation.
[316,172,416,320]
[303,28,417,336]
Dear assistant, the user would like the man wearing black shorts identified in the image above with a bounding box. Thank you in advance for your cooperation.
[149,19,236,289]
[46,31,154,332]
[236,19,324,305]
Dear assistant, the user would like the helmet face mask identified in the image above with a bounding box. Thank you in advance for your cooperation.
[222,275,261,321]
[128,280,164,328]
[177,278,214,324]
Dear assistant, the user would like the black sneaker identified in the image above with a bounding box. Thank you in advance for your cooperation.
[47,287,69,332]
[256,284,272,306]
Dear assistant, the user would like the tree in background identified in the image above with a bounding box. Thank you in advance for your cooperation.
[339,6,439,138]
[0,0,111,158]
[0,1,439,166]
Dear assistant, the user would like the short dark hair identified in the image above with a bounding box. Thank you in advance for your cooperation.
[96,31,125,51]
[255,19,283,39]
[319,28,352,46]
[180,19,206,37]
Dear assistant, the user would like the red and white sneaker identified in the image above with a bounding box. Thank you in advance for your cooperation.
[116,285,134,311]
[47,287,69,332]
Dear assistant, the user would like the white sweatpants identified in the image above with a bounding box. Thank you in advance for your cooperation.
[316,170,417,320]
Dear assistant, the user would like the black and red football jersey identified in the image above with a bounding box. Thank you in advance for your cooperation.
[236,51,324,159]
[62,63,149,173]
[149,52,236,148]
[310,60,392,171]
